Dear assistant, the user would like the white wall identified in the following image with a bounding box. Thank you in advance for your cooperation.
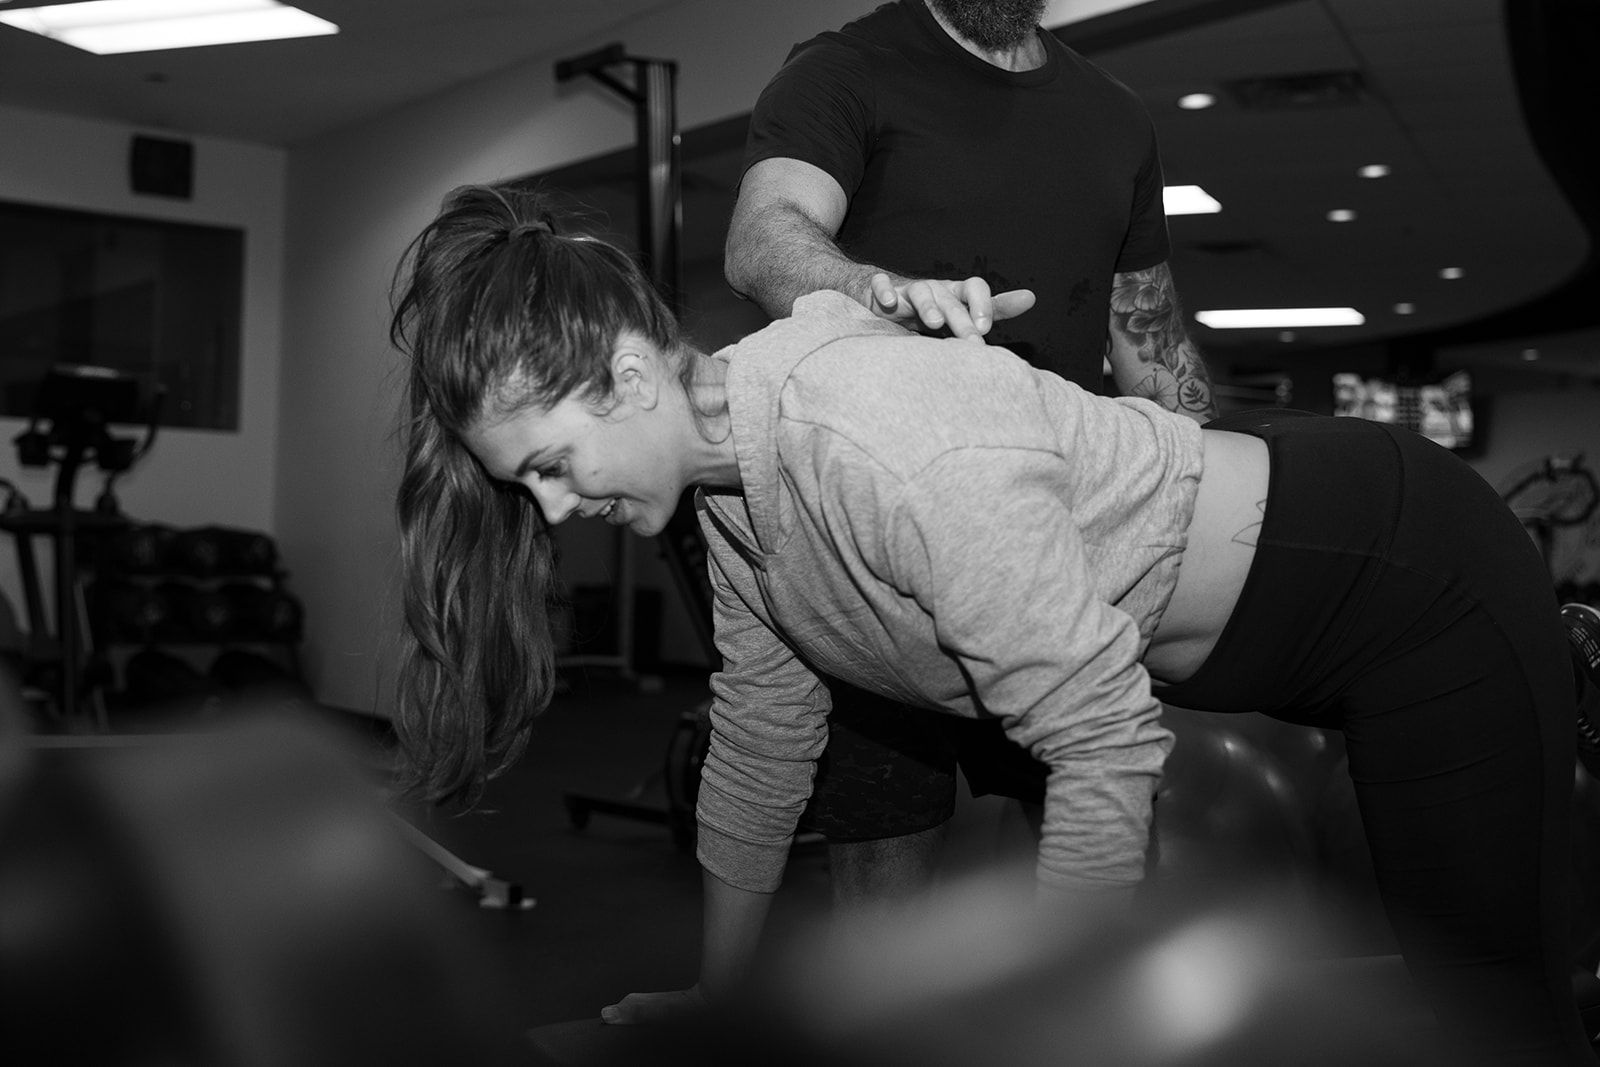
[0,104,286,638]
[278,0,884,713]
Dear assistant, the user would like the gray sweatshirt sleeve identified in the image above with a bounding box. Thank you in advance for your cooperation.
[884,447,1174,892]
[694,523,831,893]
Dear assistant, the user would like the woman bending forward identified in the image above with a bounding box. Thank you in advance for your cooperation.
[391,184,1593,1065]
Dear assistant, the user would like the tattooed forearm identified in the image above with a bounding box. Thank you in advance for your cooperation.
[1105,263,1218,423]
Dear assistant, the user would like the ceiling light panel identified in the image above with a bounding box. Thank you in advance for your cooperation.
[1164,185,1221,215]
[1195,308,1366,329]
[0,0,337,55]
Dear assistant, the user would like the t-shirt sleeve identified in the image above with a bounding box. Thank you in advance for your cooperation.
[884,447,1173,893]
[742,36,876,199]
[1114,111,1172,273]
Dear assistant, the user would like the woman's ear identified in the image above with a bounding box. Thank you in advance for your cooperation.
[609,332,662,412]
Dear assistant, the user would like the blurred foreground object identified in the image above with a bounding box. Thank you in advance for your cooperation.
[529,877,1479,1067]
[756,878,1482,1067]
[0,708,524,1067]
[531,695,1600,1065]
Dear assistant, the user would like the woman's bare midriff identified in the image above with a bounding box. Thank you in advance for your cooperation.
[1144,428,1271,686]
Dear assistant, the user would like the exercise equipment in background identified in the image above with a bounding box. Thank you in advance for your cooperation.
[1,363,163,727]
[87,522,310,722]
[1502,452,1599,605]
[389,811,536,912]
[563,697,710,851]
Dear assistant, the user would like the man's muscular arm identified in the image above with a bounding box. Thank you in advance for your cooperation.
[725,158,1033,338]
[1105,262,1217,423]
[724,158,864,317]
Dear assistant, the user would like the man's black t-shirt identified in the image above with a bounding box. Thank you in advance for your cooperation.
[743,0,1171,389]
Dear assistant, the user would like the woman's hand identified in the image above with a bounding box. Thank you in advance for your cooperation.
[600,984,707,1025]
[601,870,775,1024]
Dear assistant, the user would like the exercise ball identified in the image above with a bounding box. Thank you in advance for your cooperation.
[1144,705,1318,913]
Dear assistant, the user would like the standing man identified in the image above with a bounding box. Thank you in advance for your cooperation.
[721,0,1217,915]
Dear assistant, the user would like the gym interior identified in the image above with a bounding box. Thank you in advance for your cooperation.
[2,1,1599,1064]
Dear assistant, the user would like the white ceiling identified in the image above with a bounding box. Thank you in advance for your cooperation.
[1088,0,1597,380]
[0,0,684,145]
[0,0,1595,384]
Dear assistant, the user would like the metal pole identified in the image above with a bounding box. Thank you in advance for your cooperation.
[554,48,716,671]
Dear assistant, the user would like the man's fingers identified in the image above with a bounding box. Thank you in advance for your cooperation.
[868,272,902,314]
[951,276,997,338]
[867,275,1020,339]
[909,279,1001,336]
[992,288,1037,322]
[903,281,950,331]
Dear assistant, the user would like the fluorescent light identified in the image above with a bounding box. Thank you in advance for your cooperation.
[1195,307,1366,329]
[1440,266,1465,280]
[1359,164,1391,178]
[1326,208,1357,222]
[0,0,337,55]
[1164,185,1221,215]
[1177,93,1216,110]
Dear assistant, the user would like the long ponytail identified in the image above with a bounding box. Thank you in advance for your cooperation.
[389,182,680,806]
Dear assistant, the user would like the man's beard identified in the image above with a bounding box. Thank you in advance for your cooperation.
[927,0,1048,51]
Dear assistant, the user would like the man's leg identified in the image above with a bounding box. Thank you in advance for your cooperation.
[828,826,948,912]
[947,716,1048,867]
[802,682,958,910]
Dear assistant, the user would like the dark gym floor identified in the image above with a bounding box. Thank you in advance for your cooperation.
[387,668,802,1030]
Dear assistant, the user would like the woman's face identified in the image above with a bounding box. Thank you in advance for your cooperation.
[461,382,683,537]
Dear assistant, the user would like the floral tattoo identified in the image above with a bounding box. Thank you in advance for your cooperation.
[1107,264,1217,420]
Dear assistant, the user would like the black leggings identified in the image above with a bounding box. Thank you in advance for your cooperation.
[1156,411,1592,1065]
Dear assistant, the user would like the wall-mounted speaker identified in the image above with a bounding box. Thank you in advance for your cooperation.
[130,135,194,199]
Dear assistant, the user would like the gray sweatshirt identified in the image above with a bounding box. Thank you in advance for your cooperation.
[695,292,1204,895]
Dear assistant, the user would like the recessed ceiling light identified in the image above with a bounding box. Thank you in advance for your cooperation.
[1177,93,1217,110]
[1163,185,1222,215]
[0,0,338,55]
[1394,302,1416,315]
[1440,267,1465,280]
[1326,208,1357,222]
[1359,164,1391,178]
[1195,308,1365,329]
[1521,348,1541,361]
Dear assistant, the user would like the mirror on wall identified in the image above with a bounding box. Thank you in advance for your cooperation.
[0,199,244,431]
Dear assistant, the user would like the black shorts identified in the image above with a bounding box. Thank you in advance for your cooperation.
[798,683,1045,842]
